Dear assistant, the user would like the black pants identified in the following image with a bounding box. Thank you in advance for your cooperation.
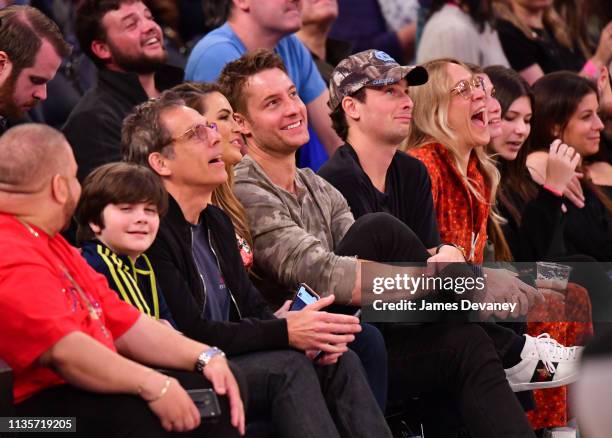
[336,213,523,358]
[337,213,536,437]
[15,370,243,438]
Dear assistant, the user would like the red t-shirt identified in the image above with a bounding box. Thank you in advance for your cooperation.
[0,214,140,403]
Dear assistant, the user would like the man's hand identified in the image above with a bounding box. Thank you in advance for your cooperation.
[426,245,465,275]
[143,375,201,432]
[274,300,292,318]
[306,347,347,366]
[203,355,245,435]
[481,268,543,319]
[285,294,361,353]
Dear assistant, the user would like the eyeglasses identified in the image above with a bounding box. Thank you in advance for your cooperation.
[450,77,485,100]
[165,123,218,146]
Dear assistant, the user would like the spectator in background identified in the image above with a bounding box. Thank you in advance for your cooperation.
[417,0,509,67]
[494,0,612,85]
[329,0,416,64]
[0,5,70,133]
[27,0,98,129]
[63,0,183,182]
[295,0,351,83]
[185,0,342,170]
[377,0,419,35]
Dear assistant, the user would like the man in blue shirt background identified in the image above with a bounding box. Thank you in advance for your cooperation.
[185,0,342,170]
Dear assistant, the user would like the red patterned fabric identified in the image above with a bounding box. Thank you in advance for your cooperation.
[526,283,593,429]
[409,143,490,262]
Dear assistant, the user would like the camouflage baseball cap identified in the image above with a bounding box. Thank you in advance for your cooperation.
[328,49,428,110]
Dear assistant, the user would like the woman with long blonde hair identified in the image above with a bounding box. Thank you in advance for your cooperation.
[406,58,501,263]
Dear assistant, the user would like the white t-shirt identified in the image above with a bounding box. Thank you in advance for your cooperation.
[416,4,510,67]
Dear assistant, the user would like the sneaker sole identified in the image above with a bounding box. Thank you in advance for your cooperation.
[508,373,579,392]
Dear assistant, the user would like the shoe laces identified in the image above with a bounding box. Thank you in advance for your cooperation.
[534,333,579,374]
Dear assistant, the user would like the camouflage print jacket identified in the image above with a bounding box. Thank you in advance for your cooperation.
[234,155,358,307]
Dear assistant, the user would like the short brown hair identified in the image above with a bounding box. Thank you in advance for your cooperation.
[217,49,287,116]
[0,5,71,76]
[169,81,222,114]
[75,162,168,243]
[329,88,366,141]
[121,92,185,168]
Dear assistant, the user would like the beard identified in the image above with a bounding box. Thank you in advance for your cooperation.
[108,40,167,75]
[61,187,79,232]
[0,71,28,120]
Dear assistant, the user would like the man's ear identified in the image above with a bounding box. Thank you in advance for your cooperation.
[148,152,172,177]
[51,174,68,204]
[342,96,360,122]
[0,51,13,84]
[90,40,112,65]
[233,0,250,12]
[233,112,252,136]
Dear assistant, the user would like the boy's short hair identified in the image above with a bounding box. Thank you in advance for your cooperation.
[75,162,168,244]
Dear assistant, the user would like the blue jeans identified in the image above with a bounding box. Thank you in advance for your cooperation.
[349,323,388,411]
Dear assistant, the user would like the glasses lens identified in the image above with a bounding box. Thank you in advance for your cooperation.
[195,124,209,142]
[207,122,218,132]
[458,80,470,99]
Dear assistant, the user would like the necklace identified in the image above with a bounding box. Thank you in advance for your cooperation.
[16,216,111,339]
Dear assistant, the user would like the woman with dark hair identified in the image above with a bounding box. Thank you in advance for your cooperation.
[485,65,596,432]
[485,66,578,262]
[417,0,509,66]
[527,71,611,262]
[494,0,612,85]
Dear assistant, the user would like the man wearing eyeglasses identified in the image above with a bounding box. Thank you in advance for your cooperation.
[63,0,182,182]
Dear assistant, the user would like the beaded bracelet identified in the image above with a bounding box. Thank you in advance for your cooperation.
[145,377,171,403]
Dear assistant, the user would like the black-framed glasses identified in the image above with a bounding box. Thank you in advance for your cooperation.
[164,122,218,146]
[450,76,485,100]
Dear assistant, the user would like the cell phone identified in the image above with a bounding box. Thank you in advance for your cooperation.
[187,388,222,419]
[289,283,320,311]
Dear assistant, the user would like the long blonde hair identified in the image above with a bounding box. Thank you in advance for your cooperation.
[405,58,501,208]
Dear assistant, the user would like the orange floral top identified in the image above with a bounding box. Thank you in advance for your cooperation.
[409,143,491,263]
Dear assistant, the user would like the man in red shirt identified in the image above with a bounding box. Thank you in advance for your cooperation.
[0,124,245,437]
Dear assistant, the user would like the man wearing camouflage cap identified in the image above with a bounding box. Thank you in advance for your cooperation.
[319,49,464,263]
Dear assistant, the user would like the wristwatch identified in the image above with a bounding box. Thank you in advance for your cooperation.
[195,347,226,373]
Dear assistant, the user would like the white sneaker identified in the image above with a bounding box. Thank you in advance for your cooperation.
[505,333,582,392]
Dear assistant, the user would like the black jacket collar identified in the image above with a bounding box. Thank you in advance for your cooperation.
[97,64,184,106]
